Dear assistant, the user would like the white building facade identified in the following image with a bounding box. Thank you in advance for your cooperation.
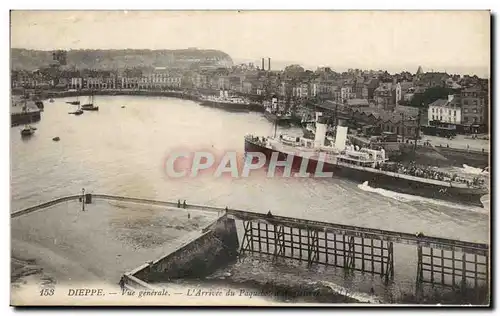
[428,95,462,124]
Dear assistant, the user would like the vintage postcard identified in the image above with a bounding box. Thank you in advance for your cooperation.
[10,10,490,306]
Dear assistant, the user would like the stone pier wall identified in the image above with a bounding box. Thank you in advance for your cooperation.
[133,215,239,283]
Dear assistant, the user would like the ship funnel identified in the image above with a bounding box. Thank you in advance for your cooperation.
[262,58,265,70]
[314,117,328,148]
[335,126,348,151]
[220,89,224,98]
[315,112,323,122]
[272,97,278,111]
[224,90,229,98]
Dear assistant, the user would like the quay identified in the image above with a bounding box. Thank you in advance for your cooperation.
[10,97,42,127]
[11,192,490,303]
[12,88,224,104]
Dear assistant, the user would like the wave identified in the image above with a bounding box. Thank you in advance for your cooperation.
[357,181,488,213]
[311,280,383,304]
[480,194,490,212]
[461,164,489,175]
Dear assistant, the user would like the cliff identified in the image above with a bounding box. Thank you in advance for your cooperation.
[10,48,233,70]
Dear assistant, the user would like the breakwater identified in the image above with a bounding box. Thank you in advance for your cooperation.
[11,110,41,127]
[44,89,201,101]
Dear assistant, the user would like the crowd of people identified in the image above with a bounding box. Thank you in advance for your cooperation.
[378,162,485,187]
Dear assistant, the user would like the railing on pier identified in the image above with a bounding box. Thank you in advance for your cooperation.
[224,209,488,255]
[225,209,488,289]
[10,195,81,218]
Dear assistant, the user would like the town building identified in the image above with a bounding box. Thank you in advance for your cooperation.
[340,86,356,102]
[427,95,462,125]
[460,86,488,128]
[70,78,83,90]
[242,81,253,94]
[292,83,309,98]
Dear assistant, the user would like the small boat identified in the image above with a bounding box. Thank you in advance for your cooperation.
[67,91,80,105]
[69,104,84,115]
[81,104,99,111]
[20,96,36,137]
[52,136,60,142]
[121,105,126,108]
[21,125,35,137]
[81,93,99,111]
[49,99,54,103]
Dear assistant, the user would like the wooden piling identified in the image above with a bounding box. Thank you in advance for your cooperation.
[474,254,478,289]
[361,237,365,272]
[325,231,328,264]
[334,234,337,266]
[249,222,254,253]
[235,216,485,292]
[461,252,466,291]
[452,249,456,288]
[430,248,434,285]
[266,223,269,253]
[380,241,385,277]
[257,222,262,254]
[371,238,374,273]
[299,228,302,260]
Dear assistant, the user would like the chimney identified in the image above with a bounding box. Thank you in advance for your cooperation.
[261,58,265,71]
[268,58,271,71]
[447,95,454,103]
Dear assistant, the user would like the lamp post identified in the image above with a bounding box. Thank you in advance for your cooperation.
[81,188,85,212]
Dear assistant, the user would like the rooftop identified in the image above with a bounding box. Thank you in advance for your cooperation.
[428,98,460,108]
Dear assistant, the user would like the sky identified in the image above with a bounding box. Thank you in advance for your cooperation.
[10,11,490,76]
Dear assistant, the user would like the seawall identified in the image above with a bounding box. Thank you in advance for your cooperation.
[131,214,239,284]
[11,111,42,127]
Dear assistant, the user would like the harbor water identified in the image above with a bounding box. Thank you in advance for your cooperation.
[10,96,489,303]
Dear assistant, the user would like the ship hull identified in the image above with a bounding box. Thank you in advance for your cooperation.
[302,127,315,139]
[200,100,264,112]
[81,104,99,111]
[244,139,487,207]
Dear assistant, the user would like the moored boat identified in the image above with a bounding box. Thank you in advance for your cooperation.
[263,97,293,125]
[69,104,84,115]
[20,125,35,137]
[199,90,263,112]
[81,93,99,111]
[19,96,36,137]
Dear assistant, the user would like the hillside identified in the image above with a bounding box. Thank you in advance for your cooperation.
[10,48,233,70]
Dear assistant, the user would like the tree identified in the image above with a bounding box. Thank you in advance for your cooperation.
[284,64,305,73]
[284,64,306,80]
[409,86,455,108]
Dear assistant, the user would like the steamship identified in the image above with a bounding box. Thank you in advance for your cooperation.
[244,116,488,207]
[199,90,264,112]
